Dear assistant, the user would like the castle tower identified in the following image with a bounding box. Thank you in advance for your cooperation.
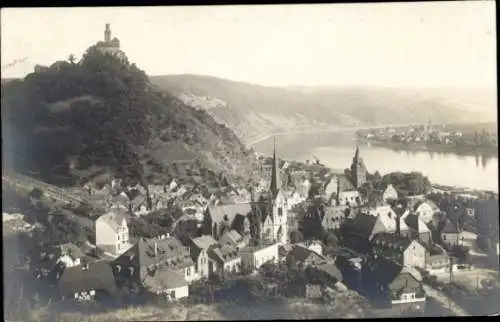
[350,145,367,188]
[104,23,111,43]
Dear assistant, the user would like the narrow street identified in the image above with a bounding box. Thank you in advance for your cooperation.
[422,284,469,316]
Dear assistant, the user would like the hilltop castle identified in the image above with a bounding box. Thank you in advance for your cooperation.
[95,23,126,60]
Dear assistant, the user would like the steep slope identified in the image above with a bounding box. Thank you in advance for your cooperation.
[1,49,257,187]
[151,74,497,141]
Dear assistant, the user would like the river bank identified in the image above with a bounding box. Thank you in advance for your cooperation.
[360,139,498,158]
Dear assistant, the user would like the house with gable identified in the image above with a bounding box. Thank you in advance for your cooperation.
[382,184,399,204]
[142,267,189,300]
[401,212,432,246]
[57,243,86,269]
[341,213,386,253]
[413,200,440,224]
[95,211,131,256]
[189,235,218,279]
[239,242,279,273]
[371,232,427,270]
[286,243,327,268]
[368,205,412,238]
[57,260,117,302]
[439,220,463,246]
[202,203,253,240]
[112,236,197,288]
[374,258,426,310]
[219,229,249,249]
[321,205,348,231]
[208,240,242,276]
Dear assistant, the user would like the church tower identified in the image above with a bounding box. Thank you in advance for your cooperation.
[267,138,288,245]
[269,137,280,199]
[350,145,367,188]
[104,23,111,43]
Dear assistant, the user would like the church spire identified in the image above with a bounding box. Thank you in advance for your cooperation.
[269,137,280,198]
[354,145,360,162]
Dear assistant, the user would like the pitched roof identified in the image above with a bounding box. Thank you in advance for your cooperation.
[209,242,240,263]
[115,237,194,271]
[371,232,413,253]
[57,261,117,297]
[191,235,218,251]
[401,266,423,282]
[403,213,431,233]
[322,206,347,224]
[377,208,410,232]
[414,200,440,212]
[96,211,127,232]
[441,220,460,234]
[219,229,244,246]
[207,203,253,224]
[59,243,86,259]
[374,257,403,285]
[143,267,187,292]
[314,262,343,282]
[344,213,378,238]
[288,244,326,265]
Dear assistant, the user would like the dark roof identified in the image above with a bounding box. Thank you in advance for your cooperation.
[115,237,194,271]
[57,261,117,297]
[190,235,218,260]
[59,243,85,260]
[143,267,187,292]
[441,220,460,234]
[343,213,378,238]
[209,242,240,263]
[371,232,413,253]
[219,230,244,246]
[288,245,326,265]
[322,206,346,224]
[313,262,343,282]
[373,257,403,285]
[207,203,253,224]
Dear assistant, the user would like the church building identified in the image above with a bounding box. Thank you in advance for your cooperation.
[349,145,368,189]
[203,139,288,245]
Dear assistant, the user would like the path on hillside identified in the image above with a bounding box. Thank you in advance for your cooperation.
[422,284,469,316]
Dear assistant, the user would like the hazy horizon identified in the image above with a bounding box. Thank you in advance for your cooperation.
[2,2,496,88]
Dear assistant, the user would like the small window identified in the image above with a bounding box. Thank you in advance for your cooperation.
[187,267,191,276]
[170,290,176,299]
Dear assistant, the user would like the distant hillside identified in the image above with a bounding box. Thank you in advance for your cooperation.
[1,50,257,187]
[151,74,497,141]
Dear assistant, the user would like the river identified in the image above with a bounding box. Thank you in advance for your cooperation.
[252,131,498,192]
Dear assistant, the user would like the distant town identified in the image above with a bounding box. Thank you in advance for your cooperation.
[3,23,499,321]
[357,121,498,156]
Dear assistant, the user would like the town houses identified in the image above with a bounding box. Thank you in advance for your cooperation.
[15,117,497,314]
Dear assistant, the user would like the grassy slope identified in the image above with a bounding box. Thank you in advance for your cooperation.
[150,74,497,140]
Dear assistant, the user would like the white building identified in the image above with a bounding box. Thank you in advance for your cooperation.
[239,243,279,272]
[382,184,398,204]
[338,190,361,207]
[95,211,131,256]
[143,268,189,300]
[414,201,440,224]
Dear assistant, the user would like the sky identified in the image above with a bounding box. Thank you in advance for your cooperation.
[1,2,496,88]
